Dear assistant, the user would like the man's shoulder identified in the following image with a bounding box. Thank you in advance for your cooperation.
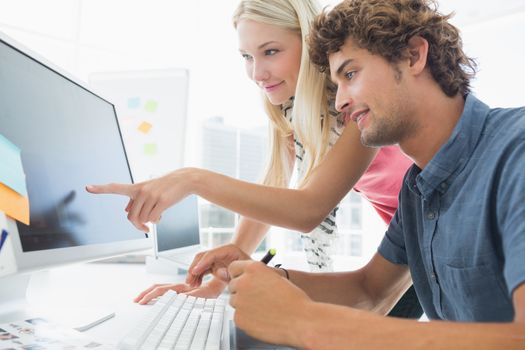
[486,104,525,137]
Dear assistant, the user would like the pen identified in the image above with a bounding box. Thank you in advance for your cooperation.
[260,248,276,265]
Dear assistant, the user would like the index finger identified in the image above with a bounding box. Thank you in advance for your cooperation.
[228,260,252,279]
[86,183,133,196]
[189,251,219,277]
[133,283,165,303]
[187,252,206,278]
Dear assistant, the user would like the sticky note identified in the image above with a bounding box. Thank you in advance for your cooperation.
[0,183,29,225]
[138,121,153,134]
[0,134,27,196]
[144,100,158,113]
[128,97,141,109]
[144,143,157,155]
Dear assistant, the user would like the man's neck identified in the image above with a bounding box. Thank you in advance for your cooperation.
[399,92,465,169]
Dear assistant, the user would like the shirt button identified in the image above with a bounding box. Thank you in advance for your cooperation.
[427,212,436,220]
[440,182,447,190]
[431,273,436,280]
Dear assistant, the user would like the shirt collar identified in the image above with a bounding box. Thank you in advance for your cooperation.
[281,96,295,122]
[406,94,491,199]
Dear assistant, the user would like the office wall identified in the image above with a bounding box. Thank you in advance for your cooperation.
[1,0,524,267]
[1,0,523,159]
[0,0,265,169]
[462,12,525,108]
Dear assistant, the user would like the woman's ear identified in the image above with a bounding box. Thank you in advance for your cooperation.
[406,35,429,75]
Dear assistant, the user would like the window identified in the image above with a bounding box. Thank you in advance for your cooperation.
[349,234,363,257]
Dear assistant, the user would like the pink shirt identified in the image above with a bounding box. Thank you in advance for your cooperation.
[353,145,413,224]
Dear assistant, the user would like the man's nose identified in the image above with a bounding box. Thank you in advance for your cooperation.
[335,87,353,113]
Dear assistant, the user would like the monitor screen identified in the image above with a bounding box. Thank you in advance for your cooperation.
[0,34,146,263]
[156,195,200,252]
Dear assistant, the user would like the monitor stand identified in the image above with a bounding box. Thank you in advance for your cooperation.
[145,255,189,276]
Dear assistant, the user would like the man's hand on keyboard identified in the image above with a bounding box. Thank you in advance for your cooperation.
[134,278,227,304]
[186,244,252,287]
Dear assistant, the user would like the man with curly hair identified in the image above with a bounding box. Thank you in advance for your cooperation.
[226,0,525,348]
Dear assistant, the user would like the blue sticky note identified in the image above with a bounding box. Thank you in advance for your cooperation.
[0,134,27,196]
[128,97,141,109]
[0,230,7,251]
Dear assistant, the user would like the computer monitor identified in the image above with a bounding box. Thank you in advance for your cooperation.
[152,195,202,267]
[0,31,150,306]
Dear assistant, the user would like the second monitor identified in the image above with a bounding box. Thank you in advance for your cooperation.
[153,195,203,267]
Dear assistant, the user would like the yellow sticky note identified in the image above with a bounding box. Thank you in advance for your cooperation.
[138,121,153,134]
[144,100,158,113]
[0,182,29,225]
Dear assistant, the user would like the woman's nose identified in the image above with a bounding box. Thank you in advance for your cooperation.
[252,61,270,82]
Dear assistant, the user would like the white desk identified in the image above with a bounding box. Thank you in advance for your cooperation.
[2,261,293,349]
[11,262,187,346]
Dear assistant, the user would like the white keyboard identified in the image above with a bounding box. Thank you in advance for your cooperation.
[118,290,226,350]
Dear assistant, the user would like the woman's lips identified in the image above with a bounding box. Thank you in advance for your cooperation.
[263,81,284,92]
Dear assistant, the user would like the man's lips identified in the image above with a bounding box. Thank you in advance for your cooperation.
[342,109,370,128]
[350,109,369,124]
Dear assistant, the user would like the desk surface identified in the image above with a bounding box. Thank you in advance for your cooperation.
[10,262,188,346]
[3,260,293,349]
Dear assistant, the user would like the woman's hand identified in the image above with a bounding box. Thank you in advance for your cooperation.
[134,277,228,305]
[86,168,199,232]
[186,244,252,287]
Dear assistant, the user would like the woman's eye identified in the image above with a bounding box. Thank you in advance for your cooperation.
[265,49,278,56]
[344,71,356,80]
[241,53,252,61]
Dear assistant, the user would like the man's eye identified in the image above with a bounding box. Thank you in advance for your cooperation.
[345,71,356,80]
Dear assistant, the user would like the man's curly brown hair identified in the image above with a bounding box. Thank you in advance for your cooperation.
[308,0,477,97]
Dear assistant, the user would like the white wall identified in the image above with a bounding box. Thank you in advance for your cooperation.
[462,12,525,108]
[0,0,264,167]
[1,1,524,265]
[1,0,522,143]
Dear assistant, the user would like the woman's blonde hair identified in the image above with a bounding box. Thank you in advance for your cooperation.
[233,0,331,188]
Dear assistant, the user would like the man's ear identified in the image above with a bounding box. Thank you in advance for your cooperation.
[406,36,429,75]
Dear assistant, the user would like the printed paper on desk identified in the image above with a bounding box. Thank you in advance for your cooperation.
[0,317,112,350]
[0,133,27,196]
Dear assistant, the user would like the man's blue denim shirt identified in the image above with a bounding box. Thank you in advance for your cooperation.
[379,94,525,321]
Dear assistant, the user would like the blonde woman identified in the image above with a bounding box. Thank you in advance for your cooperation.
[88,0,421,318]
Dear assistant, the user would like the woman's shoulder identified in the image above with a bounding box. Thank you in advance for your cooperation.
[370,145,413,174]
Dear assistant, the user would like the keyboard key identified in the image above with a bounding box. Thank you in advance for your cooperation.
[174,308,201,350]
[190,310,212,350]
[118,293,224,350]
